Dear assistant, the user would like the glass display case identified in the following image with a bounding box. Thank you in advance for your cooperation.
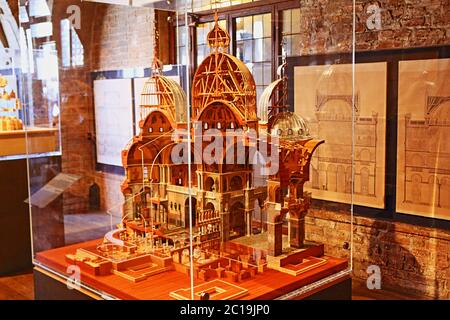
[23,0,355,300]
[0,45,60,160]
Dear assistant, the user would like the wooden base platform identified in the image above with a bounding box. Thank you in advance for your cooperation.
[35,238,349,300]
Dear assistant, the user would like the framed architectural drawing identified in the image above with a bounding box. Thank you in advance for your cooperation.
[397,58,450,221]
[93,78,134,167]
[294,62,387,208]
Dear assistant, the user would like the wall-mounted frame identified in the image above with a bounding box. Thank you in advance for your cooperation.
[294,62,387,209]
[396,58,450,221]
[93,78,134,168]
[286,45,450,230]
[91,65,186,174]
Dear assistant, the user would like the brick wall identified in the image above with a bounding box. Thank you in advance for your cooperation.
[306,207,450,299]
[294,0,449,55]
[91,5,154,71]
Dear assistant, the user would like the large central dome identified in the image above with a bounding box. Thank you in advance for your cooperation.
[192,14,257,123]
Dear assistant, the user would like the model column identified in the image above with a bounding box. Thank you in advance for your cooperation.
[266,203,283,256]
[220,200,230,242]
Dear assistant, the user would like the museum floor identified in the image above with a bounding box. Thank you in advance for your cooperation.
[0,271,427,300]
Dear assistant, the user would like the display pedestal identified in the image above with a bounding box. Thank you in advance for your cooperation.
[0,158,32,274]
[33,266,351,300]
[0,156,63,275]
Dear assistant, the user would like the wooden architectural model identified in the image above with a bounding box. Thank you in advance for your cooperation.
[36,16,348,300]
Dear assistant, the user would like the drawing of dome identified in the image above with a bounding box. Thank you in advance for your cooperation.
[270,111,311,140]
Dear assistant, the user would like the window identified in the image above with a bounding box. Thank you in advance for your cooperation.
[281,8,302,57]
[196,20,226,66]
[176,25,188,65]
[235,13,272,101]
[174,2,303,101]
[192,0,261,12]
[60,19,84,68]
[71,24,84,67]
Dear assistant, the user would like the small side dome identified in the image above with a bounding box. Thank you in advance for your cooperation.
[270,111,311,140]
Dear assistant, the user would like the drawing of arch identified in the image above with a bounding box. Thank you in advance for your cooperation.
[318,163,327,190]
[360,149,370,162]
[327,164,337,192]
[428,99,450,119]
[411,174,422,204]
[318,99,352,118]
[360,167,370,195]
[337,165,346,193]
[440,177,450,209]
[345,166,352,194]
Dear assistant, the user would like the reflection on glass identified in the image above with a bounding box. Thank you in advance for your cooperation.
[236,13,272,101]
[282,8,302,57]
[176,25,187,65]
[60,19,84,68]
[196,20,226,66]
[192,0,260,12]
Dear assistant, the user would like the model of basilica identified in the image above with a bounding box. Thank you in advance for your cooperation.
[119,15,323,257]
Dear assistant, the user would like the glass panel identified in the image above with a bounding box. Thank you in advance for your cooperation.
[243,40,252,63]
[243,16,253,38]
[253,39,263,62]
[282,9,291,34]
[253,15,263,38]
[263,12,272,38]
[291,8,301,34]
[281,8,303,57]
[196,20,226,66]
[235,13,272,102]
[252,62,263,84]
[18,0,356,301]
[263,37,272,62]
[22,0,191,300]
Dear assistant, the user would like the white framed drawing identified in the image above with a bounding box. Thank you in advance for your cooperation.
[93,78,133,167]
